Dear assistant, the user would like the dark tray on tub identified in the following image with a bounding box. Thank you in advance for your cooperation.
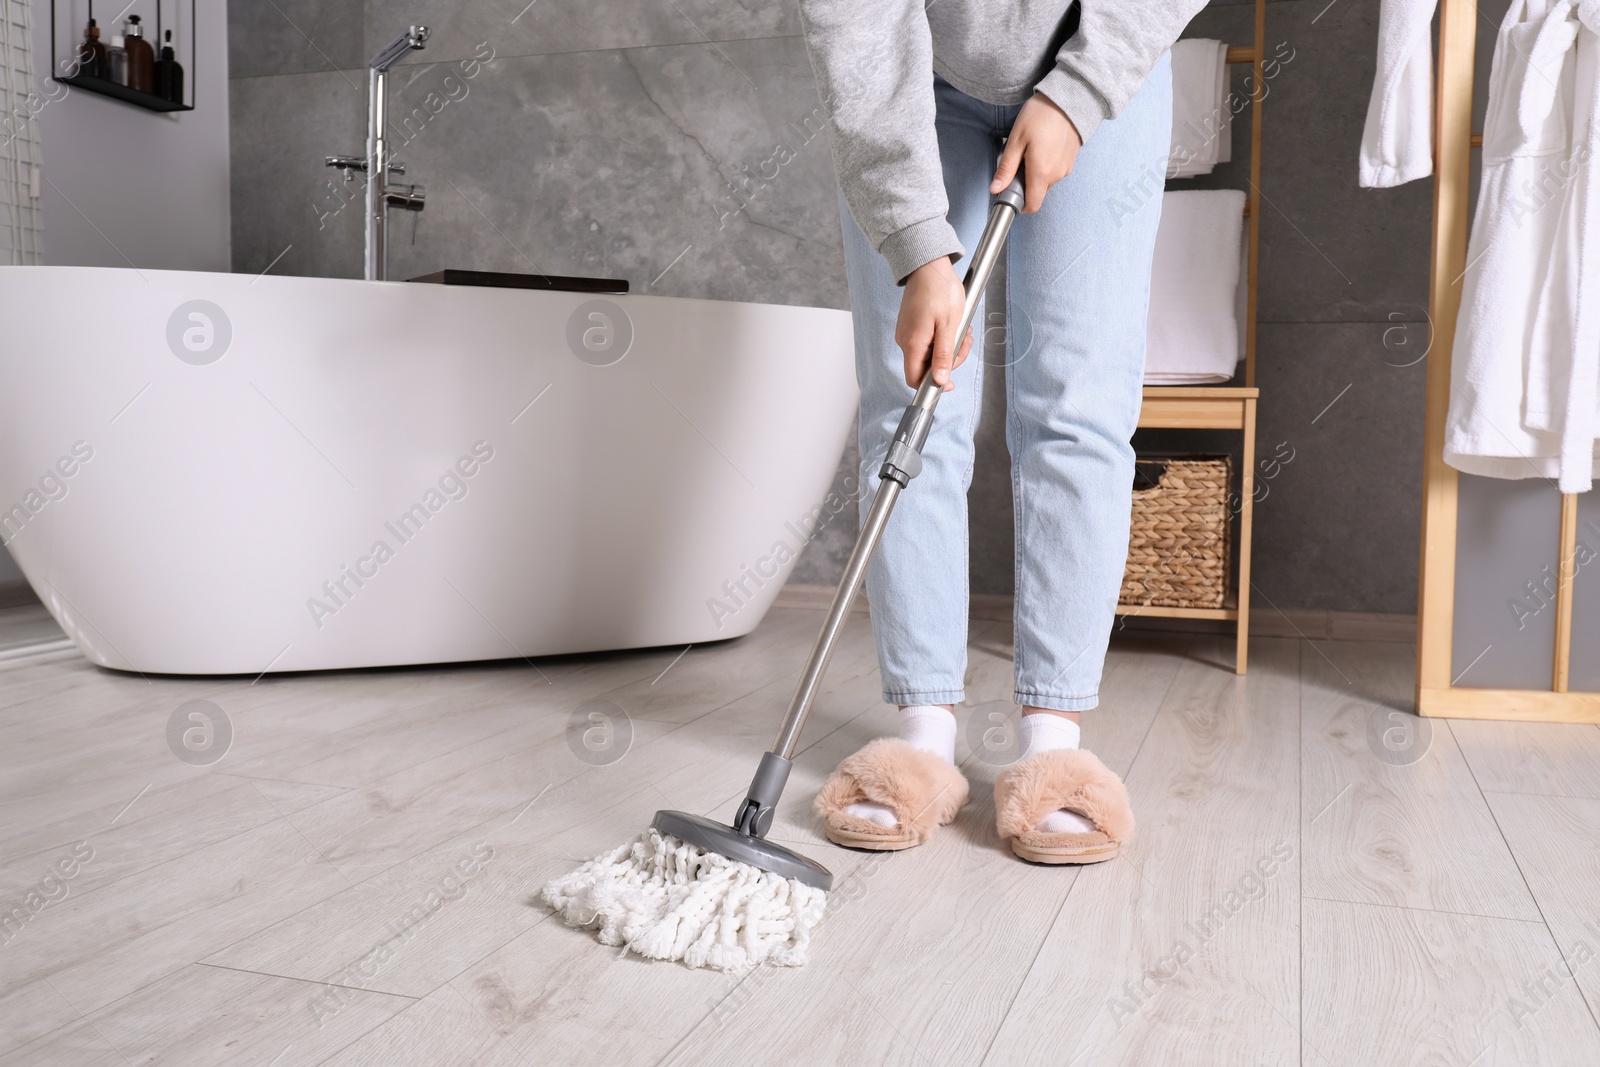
[407,269,628,294]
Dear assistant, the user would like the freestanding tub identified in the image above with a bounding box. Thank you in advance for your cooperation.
[0,267,857,674]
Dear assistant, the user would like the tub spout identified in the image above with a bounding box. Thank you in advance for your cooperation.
[369,26,430,72]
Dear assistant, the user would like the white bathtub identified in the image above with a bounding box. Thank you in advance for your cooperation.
[0,267,857,674]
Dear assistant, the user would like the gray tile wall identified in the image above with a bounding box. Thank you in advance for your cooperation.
[228,0,1427,613]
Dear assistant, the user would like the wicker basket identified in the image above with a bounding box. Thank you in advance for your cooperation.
[1119,455,1232,610]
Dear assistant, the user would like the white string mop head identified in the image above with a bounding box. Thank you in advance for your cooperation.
[540,829,828,971]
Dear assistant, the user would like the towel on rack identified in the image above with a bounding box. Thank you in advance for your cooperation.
[1143,190,1249,386]
[1168,39,1233,178]
[1359,0,1439,187]
[1444,0,1600,493]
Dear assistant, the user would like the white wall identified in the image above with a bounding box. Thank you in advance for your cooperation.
[1,0,230,593]
[29,0,231,268]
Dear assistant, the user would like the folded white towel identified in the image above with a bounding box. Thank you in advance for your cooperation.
[1168,39,1232,178]
[1359,0,1439,187]
[1216,43,1233,168]
[1143,190,1249,386]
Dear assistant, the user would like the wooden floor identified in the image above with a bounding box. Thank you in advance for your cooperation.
[2,603,1599,1066]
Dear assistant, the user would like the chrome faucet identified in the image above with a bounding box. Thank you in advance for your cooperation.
[325,26,430,280]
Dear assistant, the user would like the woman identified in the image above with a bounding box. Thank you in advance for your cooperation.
[802,0,1203,864]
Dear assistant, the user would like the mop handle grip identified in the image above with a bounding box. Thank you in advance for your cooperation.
[909,176,1024,410]
[880,177,1026,483]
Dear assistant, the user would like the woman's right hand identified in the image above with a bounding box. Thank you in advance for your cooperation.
[895,257,973,392]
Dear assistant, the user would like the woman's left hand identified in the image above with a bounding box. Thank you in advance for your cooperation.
[990,93,1084,214]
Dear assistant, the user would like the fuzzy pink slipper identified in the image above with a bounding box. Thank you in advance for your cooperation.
[993,748,1135,864]
[813,738,969,850]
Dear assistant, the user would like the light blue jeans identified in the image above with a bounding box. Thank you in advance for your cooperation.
[841,51,1172,712]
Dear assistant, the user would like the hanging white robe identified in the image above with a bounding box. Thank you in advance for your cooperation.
[1444,0,1600,493]
[1359,0,1439,188]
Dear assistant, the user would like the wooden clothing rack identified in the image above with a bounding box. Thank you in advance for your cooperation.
[1119,0,1267,675]
[1416,0,1600,721]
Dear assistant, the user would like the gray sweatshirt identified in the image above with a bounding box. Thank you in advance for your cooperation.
[798,0,1207,282]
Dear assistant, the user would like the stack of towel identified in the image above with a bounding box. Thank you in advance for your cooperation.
[1141,38,1247,384]
[1167,39,1233,178]
[1143,189,1249,386]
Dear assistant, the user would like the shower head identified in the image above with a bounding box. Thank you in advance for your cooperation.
[368,26,430,73]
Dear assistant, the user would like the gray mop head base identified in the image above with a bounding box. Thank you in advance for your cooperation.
[540,827,828,971]
[651,810,833,891]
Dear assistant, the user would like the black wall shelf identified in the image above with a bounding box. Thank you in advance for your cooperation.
[53,74,192,113]
[50,0,197,114]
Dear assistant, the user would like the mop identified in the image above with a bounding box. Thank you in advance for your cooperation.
[540,177,1026,970]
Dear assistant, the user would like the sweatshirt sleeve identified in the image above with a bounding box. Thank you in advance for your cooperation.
[1034,0,1209,146]
[798,0,964,284]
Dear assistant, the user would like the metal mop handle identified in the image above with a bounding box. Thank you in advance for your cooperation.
[732,177,1026,839]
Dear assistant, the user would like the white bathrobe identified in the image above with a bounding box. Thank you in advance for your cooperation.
[1359,0,1439,187]
[1445,0,1600,493]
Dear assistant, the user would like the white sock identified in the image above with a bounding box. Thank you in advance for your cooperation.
[1017,712,1096,834]
[843,705,957,829]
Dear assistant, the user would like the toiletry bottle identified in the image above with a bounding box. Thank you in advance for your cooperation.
[77,18,107,80]
[123,15,154,93]
[105,32,127,86]
[153,29,183,104]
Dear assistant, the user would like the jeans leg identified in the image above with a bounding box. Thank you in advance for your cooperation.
[1005,50,1173,711]
[837,77,1003,706]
